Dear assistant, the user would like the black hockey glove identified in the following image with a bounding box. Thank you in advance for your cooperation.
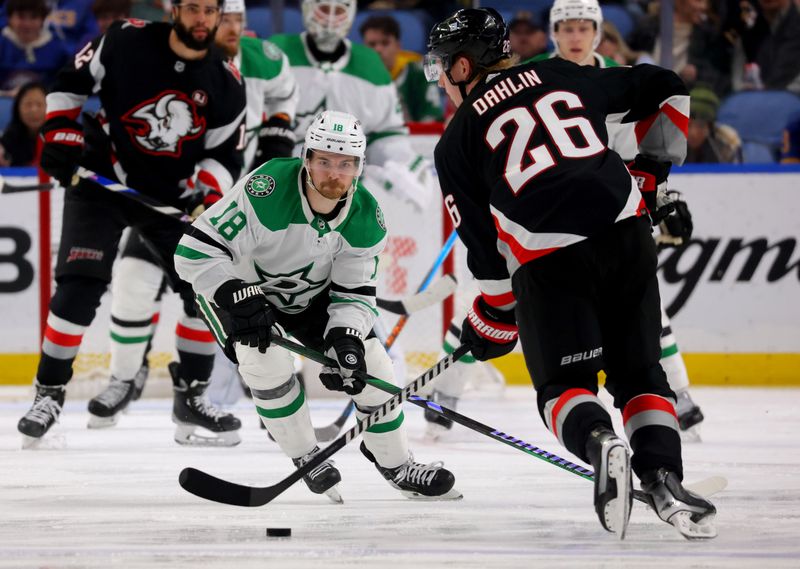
[214,280,275,353]
[40,118,84,187]
[256,115,295,163]
[628,155,675,225]
[460,296,519,361]
[656,190,694,248]
[320,327,367,396]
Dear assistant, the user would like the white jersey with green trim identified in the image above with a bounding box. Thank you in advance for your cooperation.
[174,157,387,339]
[270,32,412,166]
[236,36,298,171]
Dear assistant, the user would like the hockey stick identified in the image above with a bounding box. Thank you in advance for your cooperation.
[376,274,458,316]
[266,335,728,503]
[385,230,458,349]
[0,175,55,194]
[178,344,470,507]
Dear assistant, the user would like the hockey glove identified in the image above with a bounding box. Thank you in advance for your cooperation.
[184,169,223,219]
[628,155,675,225]
[461,297,519,361]
[320,327,367,396]
[656,190,693,248]
[40,118,84,187]
[214,280,275,353]
[256,115,295,162]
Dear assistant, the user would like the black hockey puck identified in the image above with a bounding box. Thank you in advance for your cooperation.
[266,527,292,538]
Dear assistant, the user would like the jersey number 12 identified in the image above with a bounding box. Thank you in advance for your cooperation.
[486,91,605,195]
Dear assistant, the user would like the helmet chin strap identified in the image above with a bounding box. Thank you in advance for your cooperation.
[445,68,478,102]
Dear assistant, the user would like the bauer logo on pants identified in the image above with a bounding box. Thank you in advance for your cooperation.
[246,175,276,198]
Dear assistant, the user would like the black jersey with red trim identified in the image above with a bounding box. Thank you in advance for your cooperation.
[434,59,689,307]
[45,20,246,207]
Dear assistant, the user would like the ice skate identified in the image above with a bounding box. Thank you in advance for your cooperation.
[18,381,66,448]
[641,468,717,540]
[170,362,242,447]
[675,389,704,442]
[360,441,462,500]
[87,376,136,428]
[586,427,632,539]
[424,391,456,441]
[293,446,343,504]
[131,362,149,401]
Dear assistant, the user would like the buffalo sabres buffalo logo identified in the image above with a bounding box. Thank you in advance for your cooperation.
[121,91,205,156]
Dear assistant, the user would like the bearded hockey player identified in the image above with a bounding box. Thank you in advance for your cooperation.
[88,0,299,435]
[425,8,716,539]
[17,0,246,447]
[270,0,434,212]
[174,110,461,502]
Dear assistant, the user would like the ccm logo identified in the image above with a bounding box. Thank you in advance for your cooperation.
[560,348,603,366]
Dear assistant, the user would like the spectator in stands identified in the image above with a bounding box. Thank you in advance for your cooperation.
[0,0,71,95]
[597,21,641,65]
[47,0,99,52]
[360,14,443,122]
[780,112,800,163]
[736,0,800,93]
[508,10,547,61]
[686,86,743,163]
[75,0,131,47]
[0,81,47,166]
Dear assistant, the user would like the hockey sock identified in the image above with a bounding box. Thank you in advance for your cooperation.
[660,308,690,392]
[622,393,683,479]
[250,375,317,458]
[356,403,409,469]
[541,387,613,464]
[109,314,156,379]
[175,316,216,381]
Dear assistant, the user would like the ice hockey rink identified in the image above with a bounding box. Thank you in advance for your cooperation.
[1,385,798,569]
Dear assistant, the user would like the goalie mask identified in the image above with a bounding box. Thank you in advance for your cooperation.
[302,0,356,52]
[303,110,366,199]
[549,0,604,52]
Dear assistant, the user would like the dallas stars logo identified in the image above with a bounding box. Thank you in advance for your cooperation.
[254,262,327,307]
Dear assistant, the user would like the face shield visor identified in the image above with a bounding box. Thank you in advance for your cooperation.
[423,53,448,83]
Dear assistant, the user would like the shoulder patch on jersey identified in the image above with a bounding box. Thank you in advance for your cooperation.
[263,40,282,61]
[376,205,386,231]
[246,174,276,197]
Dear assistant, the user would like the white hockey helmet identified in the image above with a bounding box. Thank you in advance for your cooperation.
[222,0,245,14]
[302,0,356,51]
[303,110,366,178]
[549,0,604,51]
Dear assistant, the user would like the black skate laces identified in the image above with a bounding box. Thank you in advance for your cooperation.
[27,395,62,425]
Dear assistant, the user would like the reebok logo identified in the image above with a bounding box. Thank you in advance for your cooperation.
[560,348,603,366]
[232,285,262,304]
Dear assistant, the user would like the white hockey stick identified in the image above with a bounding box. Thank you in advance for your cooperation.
[376,274,457,316]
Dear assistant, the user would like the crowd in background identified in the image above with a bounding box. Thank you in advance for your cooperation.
[0,0,799,165]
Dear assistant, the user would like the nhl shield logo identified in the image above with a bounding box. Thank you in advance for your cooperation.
[246,174,276,197]
[376,205,386,231]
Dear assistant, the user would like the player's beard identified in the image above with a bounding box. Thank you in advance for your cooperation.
[317,179,349,200]
[173,19,219,52]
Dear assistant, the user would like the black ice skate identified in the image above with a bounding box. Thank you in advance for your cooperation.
[132,362,149,401]
[87,376,136,428]
[18,381,66,446]
[424,391,456,440]
[170,362,241,447]
[675,389,704,441]
[586,427,633,539]
[360,441,462,500]
[641,468,717,540]
[292,445,343,503]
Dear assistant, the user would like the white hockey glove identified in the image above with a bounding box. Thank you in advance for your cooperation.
[362,155,434,212]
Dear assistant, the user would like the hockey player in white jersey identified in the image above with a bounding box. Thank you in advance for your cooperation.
[87,0,299,441]
[270,0,434,212]
[174,110,461,501]
[425,0,703,440]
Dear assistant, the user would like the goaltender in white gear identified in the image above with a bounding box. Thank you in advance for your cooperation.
[175,110,461,502]
[271,0,435,212]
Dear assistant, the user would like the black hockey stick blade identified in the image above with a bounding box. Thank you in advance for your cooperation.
[0,179,55,194]
[314,400,355,442]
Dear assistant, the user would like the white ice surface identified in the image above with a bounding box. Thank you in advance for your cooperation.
[1,386,799,568]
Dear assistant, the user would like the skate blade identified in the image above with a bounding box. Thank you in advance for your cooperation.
[324,485,344,504]
[603,445,632,540]
[669,511,718,540]
[87,413,119,429]
[173,424,241,447]
[400,487,463,501]
[21,433,66,450]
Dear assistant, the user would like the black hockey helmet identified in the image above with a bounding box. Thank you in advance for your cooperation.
[424,8,510,84]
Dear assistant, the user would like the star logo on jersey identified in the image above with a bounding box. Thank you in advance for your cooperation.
[121,90,205,157]
[253,262,327,307]
[245,174,276,197]
[376,205,386,231]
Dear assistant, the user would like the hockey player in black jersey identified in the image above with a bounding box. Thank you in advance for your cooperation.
[424,8,716,540]
[17,0,246,447]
